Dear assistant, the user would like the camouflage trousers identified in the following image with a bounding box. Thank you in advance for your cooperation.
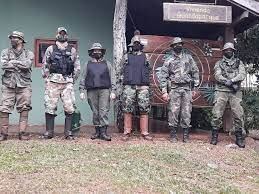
[0,85,32,113]
[87,89,110,127]
[44,81,75,115]
[168,88,192,128]
[211,91,244,129]
[122,85,150,114]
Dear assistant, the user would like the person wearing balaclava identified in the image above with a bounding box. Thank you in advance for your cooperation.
[79,43,116,141]
[0,31,34,141]
[42,27,80,140]
[111,35,153,141]
[211,42,246,148]
[159,37,200,143]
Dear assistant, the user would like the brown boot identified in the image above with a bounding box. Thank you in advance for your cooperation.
[0,112,9,141]
[122,133,131,141]
[122,113,132,141]
[140,114,153,141]
[18,111,30,140]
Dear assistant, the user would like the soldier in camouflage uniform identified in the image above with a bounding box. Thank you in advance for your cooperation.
[211,42,246,148]
[112,35,153,141]
[0,31,34,141]
[79,43,116,141]
[159,37,199,143]
[42,27,80,140]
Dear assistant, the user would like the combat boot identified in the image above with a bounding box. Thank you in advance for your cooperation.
[18,111,30,140]
[122,113,132,141]
[235,129,245,148]
[0,112,9,141]
[210,128,218,145]
[42,113,55,139]
[183,128,189,143]
[100,126,111,141]
[140,114,153,141]
[91,126,100,140]
[64,112,74,140]
[169,126,178,143]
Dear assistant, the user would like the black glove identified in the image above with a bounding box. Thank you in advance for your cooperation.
[224,80,233,87]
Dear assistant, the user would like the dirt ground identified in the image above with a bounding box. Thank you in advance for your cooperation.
[0,131,258,194]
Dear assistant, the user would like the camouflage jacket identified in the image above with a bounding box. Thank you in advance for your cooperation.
[1,48,34,88]
[42,42,80,84]
[214,56,246,92]
[79,58,116,93]
[159,51,199,93]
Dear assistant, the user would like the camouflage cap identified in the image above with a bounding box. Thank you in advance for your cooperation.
[88,43,106,53]
[128,35,144,47]
[57,27,68,34]
[170,37,184,46]
[222,42,236,51]
[8,31,26,43]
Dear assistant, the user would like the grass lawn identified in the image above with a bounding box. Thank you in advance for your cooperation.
[0,133,258,193]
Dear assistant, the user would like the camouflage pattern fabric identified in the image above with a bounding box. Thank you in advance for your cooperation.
[214,56,246,92]
[122,85,150,113]
[1,48,34,88]
[211,91,244,130]
[87,89,110,127]
[44,81,75,115]
[168,88,192,128]
[0,46,33,114]
[159,51,199,128]
[42,42,80,84]
[0,85,32,113]
[212,56,246,131]
[159,51,199,93]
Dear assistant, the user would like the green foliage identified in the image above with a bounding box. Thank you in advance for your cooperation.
[191,108,213,130]
[242,89,259,131]
[200,84,215,105]
[192,87,259,131]
[191,84,215,131]
[236,24,259,73]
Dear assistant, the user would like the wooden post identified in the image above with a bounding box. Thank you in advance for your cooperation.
[223,23,234,132]
[224,25,234,43]
[113,0,127,131]
[113,0,127,70]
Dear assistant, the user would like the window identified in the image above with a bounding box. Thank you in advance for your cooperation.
[34,38,78,67]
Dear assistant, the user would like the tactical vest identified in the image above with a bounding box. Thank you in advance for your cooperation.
[84,60,111,89]
[219,59,240,80]
[123,53,150,86]
[48,45,74,76]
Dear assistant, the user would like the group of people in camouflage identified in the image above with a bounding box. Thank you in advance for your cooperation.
[0,27,246,148]
[159,38,246,148]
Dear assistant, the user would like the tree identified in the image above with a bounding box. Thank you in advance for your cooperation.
[113,0,127,131]
[236,24,259,78]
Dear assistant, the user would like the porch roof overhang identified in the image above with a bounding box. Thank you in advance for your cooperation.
[126,0,259,40]
[226,0,259,17]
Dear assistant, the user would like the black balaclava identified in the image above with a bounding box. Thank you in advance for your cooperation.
[91,50,103,60]
[173,43,183,54]
[132,42,142,52]
[56,31,68,43]
[223,49,234,59]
